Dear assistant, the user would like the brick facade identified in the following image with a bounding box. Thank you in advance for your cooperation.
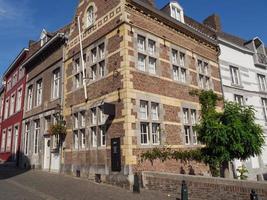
[61,0,222,187]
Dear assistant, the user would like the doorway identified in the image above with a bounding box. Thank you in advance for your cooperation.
[43,137,51,170]
[111,138,121,172]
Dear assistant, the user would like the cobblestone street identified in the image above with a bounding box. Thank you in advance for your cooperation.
[0,165,175,200]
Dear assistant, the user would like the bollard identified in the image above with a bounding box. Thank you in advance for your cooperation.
[180,180,188,200]
[250,190,259,200]
[133,173,140,193]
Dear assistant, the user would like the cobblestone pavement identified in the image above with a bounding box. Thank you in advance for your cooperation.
[0,165,176,200]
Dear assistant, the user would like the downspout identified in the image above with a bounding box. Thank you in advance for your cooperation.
[77,16,88,101]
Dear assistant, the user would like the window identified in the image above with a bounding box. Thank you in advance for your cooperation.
[80,129,86,149]
[99,43,105,60]
[74,113,79,129]
[87,6,94,27]
[151,103,159,121]
[4,98,9,119]
[24,123,30,155]
[13,72,18,86]
[138,54,146,71]
[81,112,86,127]
[36,79,43,106]
[27,85,33,110]
[172,49,187,83]
[75,58,80,73]
[258,74,267,92]
[6,128,12,152]
[1,130,6,152]
[140,123,149,145]
[140,101,148,120]
[44,116,51,132]
[91,108,97,125]
[87,43,106,82]
[152,123,160,145]
[91,48,97,63]
[137,35,146,52]
[148,57,156,74]
[7,79,11,91]
[99,61,105,78]
[262,98,267,121]
[198,60,210,89]
[34,120,40,154]
[139,100,161,145]
[170,3,184,23]
[10,94,15,116]
[136,35,157,74]
[234,95,244,105]
[100,126,106,147]
[53,134,59,149]
[18,67,24,80]
[230,66,240,85]
[73,111,86,150]
[73,131,79,149]
[16,88,22,112]
[91,127,97,147]
[52,69,60,99]
[148,39,156,55]
[183,108,197,145]
[99,106,106,124]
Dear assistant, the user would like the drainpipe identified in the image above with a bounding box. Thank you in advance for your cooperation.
[77,16,88,101]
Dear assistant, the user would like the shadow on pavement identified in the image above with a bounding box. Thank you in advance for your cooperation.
[0,154,30,180]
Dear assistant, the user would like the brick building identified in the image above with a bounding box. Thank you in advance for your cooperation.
[0,48,28,164]
[20,28,68,171]
[62,0,222,186]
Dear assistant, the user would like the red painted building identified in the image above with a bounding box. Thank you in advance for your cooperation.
[0,48,28,163]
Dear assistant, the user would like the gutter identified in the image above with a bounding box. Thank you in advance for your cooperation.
[127,0,218,47]
[21,33,66,69]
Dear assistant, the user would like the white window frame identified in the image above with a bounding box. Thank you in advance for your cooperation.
[151,102,159,121]
[73,131,79,150]
[52,69,60,99]
[16,88,22,112]
[10,94,15,116]
[33,120,40,154]
[36,79,43,106]
[1,130,6,152]
[234,94,244,105]
[140,122,149,145]
[152,123,160,145]
[80,129,86,149]
[258,74,267,92]
[262,98,267,121]
[87,6,94,27]
[140,101,148,120]
[4,98,9,119]
[24,123,30,155]
[230,66,241,85]
[91,127,97,147]
[183,108,198,145]
[100,126,106,147]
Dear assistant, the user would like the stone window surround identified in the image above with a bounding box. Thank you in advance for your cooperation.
[35,78,43,107]
[196,57,214,90]
[133,29,161,77]
[82,2,97,31]
[169,44,190,85]
[233,94,245,105]
[12,123,20,155]
[257,73,267,92]
[71,38,107,92]
[179,103,199,146]
[4,96,10,120]
[5,126,13,153]
[71,105,107,151]
[134,94,166,147]
[72,110,87,151]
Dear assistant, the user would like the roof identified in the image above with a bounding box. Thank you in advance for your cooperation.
[217,32,248,47]
[3,48,29,77]
[128,0,217,46]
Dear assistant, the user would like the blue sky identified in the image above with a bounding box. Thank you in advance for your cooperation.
[0,0,267,77]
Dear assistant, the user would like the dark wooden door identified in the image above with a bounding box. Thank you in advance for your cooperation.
[111,138,121,172]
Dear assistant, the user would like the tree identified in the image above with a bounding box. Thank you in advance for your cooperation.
[141,90,265,177]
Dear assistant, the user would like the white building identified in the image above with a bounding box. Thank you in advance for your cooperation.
[218,32,267,180]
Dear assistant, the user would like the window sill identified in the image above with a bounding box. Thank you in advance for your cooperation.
[231,83,243,89]
[84,24,95,33]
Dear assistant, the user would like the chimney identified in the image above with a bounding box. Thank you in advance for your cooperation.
[203,14,221,32]
[142,0,155,7]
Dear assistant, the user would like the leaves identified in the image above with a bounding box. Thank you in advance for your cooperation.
[48,123,67,136]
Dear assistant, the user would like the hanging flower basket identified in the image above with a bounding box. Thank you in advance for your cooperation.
[48,123,67,137]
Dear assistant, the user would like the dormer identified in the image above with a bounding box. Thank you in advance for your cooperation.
[40,29,48,47]
[170,1,184,23]
[245,37,267,67]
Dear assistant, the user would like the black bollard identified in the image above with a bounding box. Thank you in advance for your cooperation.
[250,190,259,200]
[133,173,140,193]
[180,180,188,200]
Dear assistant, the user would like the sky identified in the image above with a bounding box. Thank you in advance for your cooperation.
[0,0,267,77]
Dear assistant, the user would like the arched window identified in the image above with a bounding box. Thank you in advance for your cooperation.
[87,6,94,27]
